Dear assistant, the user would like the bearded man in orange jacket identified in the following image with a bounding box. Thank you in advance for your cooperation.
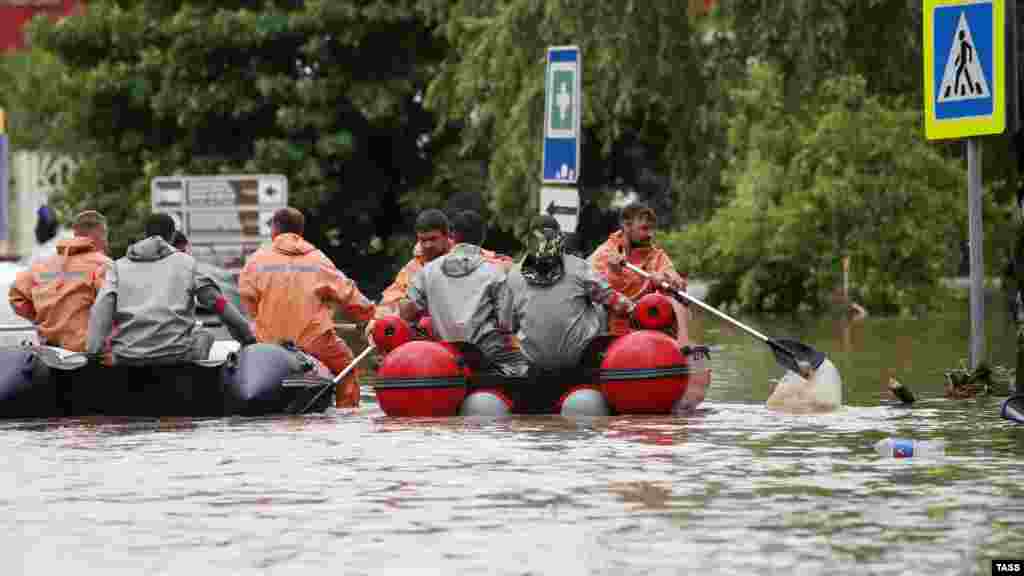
[239,207,376,408]
[9,210,112,352]
[589,201,708,410]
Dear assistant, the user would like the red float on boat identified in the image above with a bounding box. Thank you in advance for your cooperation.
[633,293,676,331]
[373,340,467,416]
[372,315,414,355]
[600,330,691,414]
[371,324,710,416]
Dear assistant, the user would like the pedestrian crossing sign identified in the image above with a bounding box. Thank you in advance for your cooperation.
[924,0,1005,140]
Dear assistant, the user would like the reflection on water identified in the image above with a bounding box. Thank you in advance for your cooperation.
[1,293,1023,574]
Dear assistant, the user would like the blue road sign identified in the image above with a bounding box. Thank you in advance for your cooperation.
[542,46,581,183]
[924,0,1005,139]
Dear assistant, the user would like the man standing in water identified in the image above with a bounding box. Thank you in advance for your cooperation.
[240,207,376,408]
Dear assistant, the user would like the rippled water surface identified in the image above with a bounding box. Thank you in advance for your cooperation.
[2,291,1024,574]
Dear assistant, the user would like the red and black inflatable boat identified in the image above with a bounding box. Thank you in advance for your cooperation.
[369,293,711,417]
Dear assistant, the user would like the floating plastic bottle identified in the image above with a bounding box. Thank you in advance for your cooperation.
[873,437,946,458]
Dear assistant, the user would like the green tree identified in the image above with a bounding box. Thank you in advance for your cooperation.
[21,0,445,293]
[661,64,977,316]
[422,0,712,238]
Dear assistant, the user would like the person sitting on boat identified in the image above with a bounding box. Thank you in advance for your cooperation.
[589,201,689,341]
[588,201,706,410]
[85,213,256,365]
[239,207,376,408]
[398,208,524,375]
[370,209,453,339]
[449,210,515,269]
[8,210,112,352]
[500,215,635,374]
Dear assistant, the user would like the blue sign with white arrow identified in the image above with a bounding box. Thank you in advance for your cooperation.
[542,46,581,184]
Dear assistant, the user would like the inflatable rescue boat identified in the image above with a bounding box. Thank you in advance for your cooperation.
[370,293,712,417]
[0,341,337,418]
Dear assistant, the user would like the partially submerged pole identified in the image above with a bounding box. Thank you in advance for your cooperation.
[967,138,985,370]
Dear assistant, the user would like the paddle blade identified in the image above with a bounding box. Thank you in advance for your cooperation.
[769,338,826,373]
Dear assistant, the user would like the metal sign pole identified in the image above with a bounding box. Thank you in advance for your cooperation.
[967,137,986,369]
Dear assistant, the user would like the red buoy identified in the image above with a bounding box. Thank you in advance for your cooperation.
[416,316,436,340]
[600,331,689,414]
[374,340,466,416]
[372,315,413,355]
[633,293,676,331]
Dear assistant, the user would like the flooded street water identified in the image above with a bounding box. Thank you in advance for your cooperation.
[2,289,1023,574]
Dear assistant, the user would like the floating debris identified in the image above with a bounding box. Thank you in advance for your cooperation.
[887,376,916,405]
[944,361,1013,399]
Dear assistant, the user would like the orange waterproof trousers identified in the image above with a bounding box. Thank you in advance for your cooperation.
[305,332,360,408]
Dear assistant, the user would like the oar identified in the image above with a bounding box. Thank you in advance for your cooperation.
[285,344,376,414]
[623,262,825,374]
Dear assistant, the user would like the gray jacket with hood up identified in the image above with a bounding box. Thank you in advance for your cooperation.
[500,254,613,370]
[407,244,508,358]
[86,236,253,363]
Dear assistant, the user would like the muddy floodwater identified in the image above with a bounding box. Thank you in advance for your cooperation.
[1,289,1023,574]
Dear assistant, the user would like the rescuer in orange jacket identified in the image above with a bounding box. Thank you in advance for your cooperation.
[9,210,112,352]
[239,207,376,408]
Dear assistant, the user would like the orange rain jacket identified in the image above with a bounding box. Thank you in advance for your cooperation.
[377,239,513,317]
[8,237,111,352]
[239,233,376,348]
[588,230,685,335]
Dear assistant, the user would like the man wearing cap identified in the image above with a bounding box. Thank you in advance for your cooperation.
[86,213,256,365]
[239,207,376,407]
[588,202,689,341]
[500,215,635,372]
[9,210,112,352]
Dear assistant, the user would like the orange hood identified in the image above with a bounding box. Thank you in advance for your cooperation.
[271,233,317,257]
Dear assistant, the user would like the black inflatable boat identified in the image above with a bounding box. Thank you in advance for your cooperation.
[0,342,336,418]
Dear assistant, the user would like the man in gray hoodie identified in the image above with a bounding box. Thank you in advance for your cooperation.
[399,210,523,374]
[500,216,636,373]
[86,214,256,365]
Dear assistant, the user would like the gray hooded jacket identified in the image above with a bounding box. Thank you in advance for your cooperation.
[407,244,507,357]
[86,236,253,363]
[500,254,613,370]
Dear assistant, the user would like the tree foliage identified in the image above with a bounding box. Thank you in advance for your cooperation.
[660,65,983,316]
[422,0,710,237]
[2,0,1020,313]
[16,0,446,294]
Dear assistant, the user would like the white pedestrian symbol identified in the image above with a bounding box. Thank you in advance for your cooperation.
[556,81,572,123]
[937,11,990,103]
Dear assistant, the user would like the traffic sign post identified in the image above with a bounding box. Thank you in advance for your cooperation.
[924,0,1006,368]
[924,0,1005,140]
[151,174,288,268]
[540,46,582,246]
[539,187,580,233]
[542,46,581,184]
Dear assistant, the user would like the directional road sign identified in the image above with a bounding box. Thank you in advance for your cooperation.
[539,187,579,233]
[151,174,288,268]
[542,46,581,183]
[924,0,1005,140]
